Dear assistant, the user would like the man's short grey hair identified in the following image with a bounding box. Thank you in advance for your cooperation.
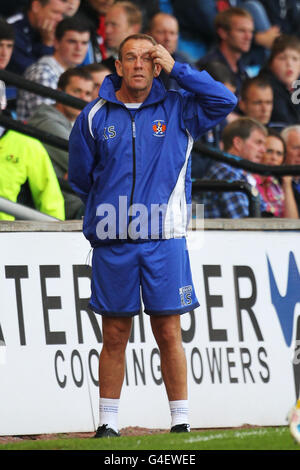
[281,125,300,142]
[118,33,157,60]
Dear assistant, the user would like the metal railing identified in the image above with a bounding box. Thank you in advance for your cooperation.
[0,113,68,151]
[1,69,300,220]
[193,141,300,177]
[193,180,261,217]
[0,197,59,221]
[0,69,86,110]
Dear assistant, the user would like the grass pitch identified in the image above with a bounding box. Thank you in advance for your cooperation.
[0,426,299,450]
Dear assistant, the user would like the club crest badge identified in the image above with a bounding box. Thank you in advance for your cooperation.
[152,120,167,137]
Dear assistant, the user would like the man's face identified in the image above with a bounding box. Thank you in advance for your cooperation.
[0,39,14,70]
[61,76,94,120]
[222,15,254,54]
[149,14,178,55]
[90,69,110,99]
[115,39,160,95]
[64,0,80,17]
[105,5,137,50]
[34,0,67,28]
[285,130,300,165]
[55,30,90,67]
[237,128,266,163]
[263,135,285,166]
[87,0,114,15]
[270,48,300,89]
[240,85,273,124]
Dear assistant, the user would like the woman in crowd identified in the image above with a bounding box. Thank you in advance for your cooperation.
[254,129,299,218]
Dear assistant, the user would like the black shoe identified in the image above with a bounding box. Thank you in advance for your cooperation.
[170,423,191,433]
[94,424,120,438]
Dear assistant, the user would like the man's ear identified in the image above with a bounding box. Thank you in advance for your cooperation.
[232,135,244,153]
[239,99,246,113]
[115,59,123,77]
[217,27,228,42]
[154,63,162,77]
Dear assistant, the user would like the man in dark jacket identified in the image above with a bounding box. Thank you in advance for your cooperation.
[6,0,67,74]
[196,7,253,94]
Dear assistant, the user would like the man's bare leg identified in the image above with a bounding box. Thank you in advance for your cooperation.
[99,316,133,398]
[150,314,187,400]
[150,314,190,432]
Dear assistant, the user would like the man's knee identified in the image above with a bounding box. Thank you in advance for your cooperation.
[102,317,132,352]
[151,315,182,348]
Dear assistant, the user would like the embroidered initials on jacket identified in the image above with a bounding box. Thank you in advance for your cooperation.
[103,126,116,140]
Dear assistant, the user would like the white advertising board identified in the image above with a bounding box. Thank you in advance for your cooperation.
[0,230,299,435]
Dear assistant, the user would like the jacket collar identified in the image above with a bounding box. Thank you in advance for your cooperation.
[99,73,167,107]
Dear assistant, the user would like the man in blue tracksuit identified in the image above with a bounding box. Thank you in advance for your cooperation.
[69,33,237,438]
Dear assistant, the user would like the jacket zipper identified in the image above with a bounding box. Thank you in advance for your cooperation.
[128,116,136,238]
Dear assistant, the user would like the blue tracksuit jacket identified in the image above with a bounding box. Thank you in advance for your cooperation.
[68,62,237,247]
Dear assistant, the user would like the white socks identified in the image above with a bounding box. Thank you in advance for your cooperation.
[99,397,119,433]
[99,398,189,431]
[169,400,189,427]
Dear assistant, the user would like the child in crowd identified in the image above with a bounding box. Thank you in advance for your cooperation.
[259,35,300,129]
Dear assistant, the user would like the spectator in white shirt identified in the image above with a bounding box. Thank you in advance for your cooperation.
[17,15,90,121]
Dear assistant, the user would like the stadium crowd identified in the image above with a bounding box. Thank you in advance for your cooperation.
[0,0,299,220]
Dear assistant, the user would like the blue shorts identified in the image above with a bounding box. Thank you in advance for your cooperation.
[89,238,199,317]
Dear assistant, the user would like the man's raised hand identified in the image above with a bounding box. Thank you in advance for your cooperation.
[149,45,175,75]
